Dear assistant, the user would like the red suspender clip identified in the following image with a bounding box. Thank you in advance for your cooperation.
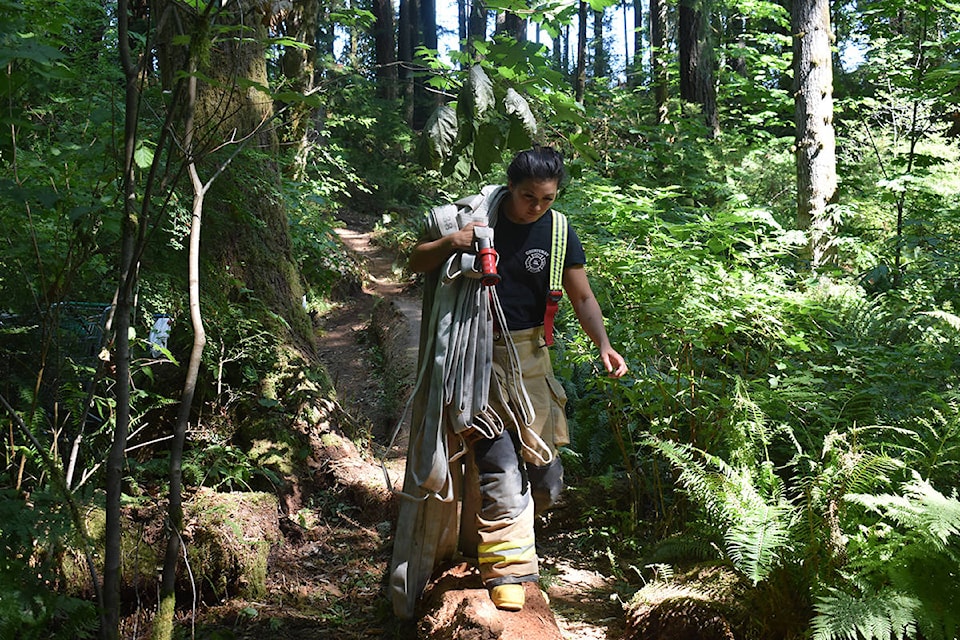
[544,290,563,346]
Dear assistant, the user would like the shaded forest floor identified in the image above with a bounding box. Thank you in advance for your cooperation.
[168,209,630,639]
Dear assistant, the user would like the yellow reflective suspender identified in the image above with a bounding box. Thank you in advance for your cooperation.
[543,211,568,346]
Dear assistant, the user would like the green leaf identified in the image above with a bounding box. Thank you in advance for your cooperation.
[504,88,537,137]
[474,123,503,174]
[506,117,533,151]
[268,37,311,50]
[418,105,458,167]
[569,131,599,162]
[134,141,155,169]
[468,65,495,118]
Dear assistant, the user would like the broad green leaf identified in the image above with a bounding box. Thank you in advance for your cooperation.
[569,131,599,162]
[504,88,537,137]
[419,105,458,167]
[506,117,533,151]
[134,141,155,169]
[474,123,503,174]
[468,65,495,118]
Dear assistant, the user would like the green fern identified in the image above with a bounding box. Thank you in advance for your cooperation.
[643,531,724,566]
[820,474,960,640]
[846,473,960,550]
[644,435,796,585]
[725,501,794,585]
[811,588,919,640]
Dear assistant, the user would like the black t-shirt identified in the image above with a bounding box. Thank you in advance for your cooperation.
[494,210,586,331]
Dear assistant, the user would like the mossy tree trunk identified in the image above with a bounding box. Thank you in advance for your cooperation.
[153,0,311,349]
[148,2,312,637]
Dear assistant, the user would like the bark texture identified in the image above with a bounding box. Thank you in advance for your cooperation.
[792,0,838,269]
[152,0,312,351]
[575,1,587,102]
[678,0,719,135]
[650,0,669,121]
[373,0,398,98]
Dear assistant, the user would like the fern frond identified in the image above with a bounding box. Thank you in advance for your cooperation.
[918,310,960,333]
[645,532,722,566]
[725,501,794,585]
[843,452,903,495]
[811,588,919,640]
[846,473,960,549]
[645,434,798,583]
[643,436,730,522]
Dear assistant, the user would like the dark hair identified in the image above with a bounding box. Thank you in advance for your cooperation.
[506,146,566,185]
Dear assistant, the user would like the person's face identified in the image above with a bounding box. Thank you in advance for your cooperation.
[503,178,559,224]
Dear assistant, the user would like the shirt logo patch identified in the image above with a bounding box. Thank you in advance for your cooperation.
[524,249,548,273]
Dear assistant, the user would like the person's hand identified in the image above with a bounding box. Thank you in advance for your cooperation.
[600,347,628,378]
[448,222,477,253]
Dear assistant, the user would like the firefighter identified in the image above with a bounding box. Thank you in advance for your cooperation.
[407,146,628,611]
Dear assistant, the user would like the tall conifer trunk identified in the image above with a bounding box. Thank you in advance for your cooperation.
[792,0,838,269]
[575,1,587,101]
[373,0,398,98]
[651,0,669,121]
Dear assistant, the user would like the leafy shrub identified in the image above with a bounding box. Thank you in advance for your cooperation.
[0,490,98,640]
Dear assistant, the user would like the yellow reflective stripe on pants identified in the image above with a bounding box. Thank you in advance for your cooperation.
[478,536,537,565]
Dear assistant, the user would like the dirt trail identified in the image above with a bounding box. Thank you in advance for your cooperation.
[309,213,627,639]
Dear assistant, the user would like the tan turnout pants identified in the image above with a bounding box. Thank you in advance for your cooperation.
[466,326,570,586]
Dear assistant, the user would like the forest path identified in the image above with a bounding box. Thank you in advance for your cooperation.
[309,209,626,640]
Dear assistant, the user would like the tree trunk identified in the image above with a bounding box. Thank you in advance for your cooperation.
[553,30,563,73]
[102,2,140,638]
[792,0,838,269]
[420,0,438,50]
[575,1,587,102]
[678,0,719,135]
[727,11,748,77]
[468,0,487,55]
[414,0,438,127]
[495,10,526,41]
[279,0,320,179]
[373,0,398,99]
[651,0,668,122]
[398,0,418,125]
[678,0,699,102]
[593,8,606,80]
[626,0,638,87]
